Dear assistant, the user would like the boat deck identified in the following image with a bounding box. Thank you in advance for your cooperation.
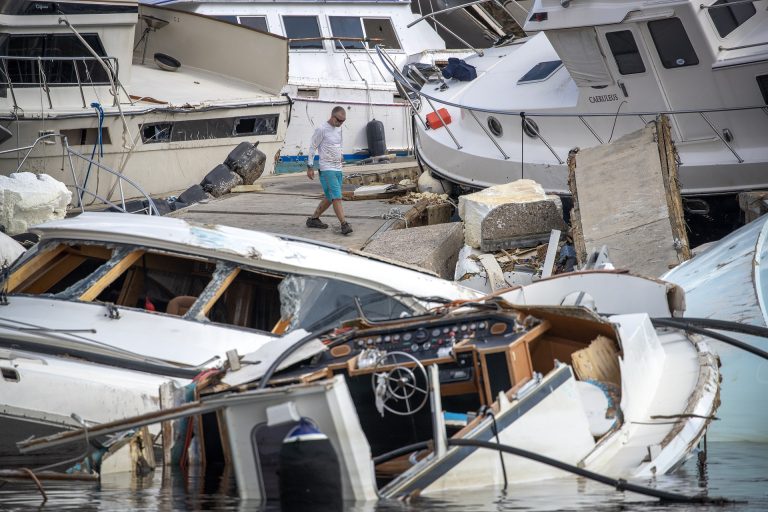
[168,160,422,250]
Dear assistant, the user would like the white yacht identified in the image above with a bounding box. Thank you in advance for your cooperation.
[0,1,290,200]
[403,0,768,205]
[149,0,467,172]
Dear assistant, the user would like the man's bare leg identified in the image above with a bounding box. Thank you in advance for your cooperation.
[312,198,332,219]
[331,199,346,224]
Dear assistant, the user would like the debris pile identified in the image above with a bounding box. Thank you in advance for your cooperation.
[388,191,450,206]
[0,172,71,235]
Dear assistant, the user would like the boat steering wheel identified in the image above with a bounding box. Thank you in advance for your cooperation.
[371,351,429,416]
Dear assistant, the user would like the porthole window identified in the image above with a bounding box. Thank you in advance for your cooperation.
[522,118,540,138]
[488,116,503,137]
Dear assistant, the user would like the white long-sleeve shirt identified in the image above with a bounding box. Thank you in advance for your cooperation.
[307,121,343,171]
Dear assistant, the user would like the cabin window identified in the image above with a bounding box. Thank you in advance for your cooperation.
[283,16,323,49]
[61,127,112,146]
[277,275,412,333]
[708,0,756,38]
[0,33,110,87]
[140,114,279,144]
[362,18,401,50]
[140,123,172,143]
[238,16,269,32]
[328,17,401,50]
[758,75,768,104]
[212,15,237,24]
[329,16,366,49]
[648,18,699,69]
[517,60,563,84]
[606,31,646,75]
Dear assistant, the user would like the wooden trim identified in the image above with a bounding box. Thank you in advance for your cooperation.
[199,268,241,317]
[7,244,66,292]
[22,254,86,294]
[79,250,145,302]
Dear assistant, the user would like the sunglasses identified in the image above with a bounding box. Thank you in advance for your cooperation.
[333,116,345,124]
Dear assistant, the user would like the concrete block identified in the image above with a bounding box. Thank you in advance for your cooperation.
[0,172,71,235]
[178,184,209,206]
[225,141,266,185]
[363,222,464,279]
[202,164,243,198]
[459,179,566,250]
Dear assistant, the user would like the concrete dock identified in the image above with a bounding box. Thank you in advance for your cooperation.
[169,160,421,250]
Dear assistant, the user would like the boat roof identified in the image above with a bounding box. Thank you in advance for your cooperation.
[30,213,477,301]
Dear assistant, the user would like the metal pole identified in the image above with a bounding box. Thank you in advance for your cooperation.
[424,95,462,150]
[377,48,429,129]
[699,112,744,163]
[525,118,564,164]
[469,110,509,159]
[578,116,604,144]
[431,17,484,56]
[73,58,86,108]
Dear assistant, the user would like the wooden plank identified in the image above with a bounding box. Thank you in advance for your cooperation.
[79,250,145,302]
[7,244,66,292]
[571,335,621,386]
[21,254,86,294]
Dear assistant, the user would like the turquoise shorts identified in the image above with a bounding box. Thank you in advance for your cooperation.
[319,170,343,201]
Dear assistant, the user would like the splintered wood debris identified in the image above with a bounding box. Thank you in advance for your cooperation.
[388,191,451,205]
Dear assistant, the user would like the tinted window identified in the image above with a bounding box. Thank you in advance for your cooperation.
[363,18,401,50]
[239,16,268,32]
[518,60,563,84]
[648,18,699,69]
[0,33,110,87]
[606,31,645,75]
[758,75,768,104]
[283,16,322,49]
[141,115,279,144]
[708,0,756,38]
[329,16,365,50]
[212,15,238,24]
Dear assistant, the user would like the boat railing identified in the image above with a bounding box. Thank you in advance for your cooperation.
[408,0,528,56]
[0,133,159,216]
[376,46,763,166]
[0,55,128,110]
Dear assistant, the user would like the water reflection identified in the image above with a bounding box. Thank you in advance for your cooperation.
[0,442,766,511]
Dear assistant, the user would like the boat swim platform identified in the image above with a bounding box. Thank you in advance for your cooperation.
[169,159,422,250]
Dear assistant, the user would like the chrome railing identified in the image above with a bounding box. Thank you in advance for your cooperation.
[376,46,766,166]
[0,133,159,215]
[0,55,123,110]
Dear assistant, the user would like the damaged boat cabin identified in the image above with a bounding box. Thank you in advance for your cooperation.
[208,298,719,501]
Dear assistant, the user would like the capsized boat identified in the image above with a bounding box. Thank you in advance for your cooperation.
[0,346,175,467]
[663,214,768,443]
[0,211,477,462]
[21,272,720,502]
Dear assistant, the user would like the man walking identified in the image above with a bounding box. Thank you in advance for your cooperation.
[305,106,353,235]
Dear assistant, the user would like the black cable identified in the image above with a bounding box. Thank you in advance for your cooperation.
[372,441,430,465]
[651,318,768,361]
[446,438,737,504]
[482,407,508,490]
[660,317,768,339]
[520,112,525,177]
[257,326,336,389]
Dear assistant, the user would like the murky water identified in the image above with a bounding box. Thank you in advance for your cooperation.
[1,442,766,511]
